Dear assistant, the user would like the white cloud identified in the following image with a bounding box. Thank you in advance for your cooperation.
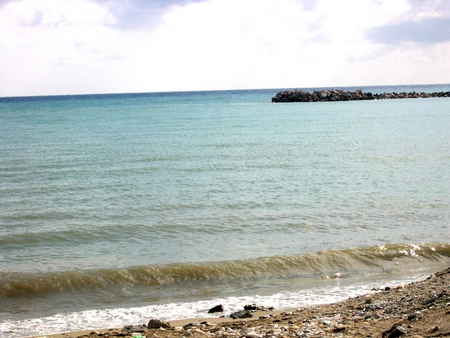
[0,0,449,96]
[90,0,208,30]
[0,0,122,94]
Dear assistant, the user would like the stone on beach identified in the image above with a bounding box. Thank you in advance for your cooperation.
[146,319,170,329]
[122,325,146,333]
[208,304,224,313]
[230,310,254,319]
[244,304,274,311]
[382,324,407,337]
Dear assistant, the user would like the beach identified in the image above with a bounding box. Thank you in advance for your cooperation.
[35,266,450,338]
[1,87,450,337]
[2,0,450,332]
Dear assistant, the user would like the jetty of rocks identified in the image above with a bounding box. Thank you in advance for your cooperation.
[271,89,450,102]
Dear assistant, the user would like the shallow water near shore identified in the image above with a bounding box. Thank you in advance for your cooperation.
[1,84,450,337]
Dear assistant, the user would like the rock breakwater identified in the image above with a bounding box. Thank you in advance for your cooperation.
[271,89,450,102]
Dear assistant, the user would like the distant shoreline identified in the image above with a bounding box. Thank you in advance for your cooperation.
[272,88,450,102]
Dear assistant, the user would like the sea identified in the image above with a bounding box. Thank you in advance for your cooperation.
[1,84,450,338]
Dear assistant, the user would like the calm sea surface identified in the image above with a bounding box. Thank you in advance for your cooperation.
[1,85,450,337]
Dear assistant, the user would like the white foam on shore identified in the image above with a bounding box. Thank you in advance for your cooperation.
[0,275,425,338]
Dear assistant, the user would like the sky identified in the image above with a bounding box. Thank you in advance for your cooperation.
[0,0,449,96]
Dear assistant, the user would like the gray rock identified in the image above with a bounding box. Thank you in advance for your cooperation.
[147,319,170,329]
[230,310,253,319]
[332,325,346,332]
[208,304,224,313]
[243,304,260,310]
[407,312,418,320]
[382,324,406,338]
[122,324,146,332]
[183,322,199,329]
[200,321,215,326]
[244,304,274,311]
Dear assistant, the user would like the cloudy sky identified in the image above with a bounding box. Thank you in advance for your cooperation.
[0,0,449,96]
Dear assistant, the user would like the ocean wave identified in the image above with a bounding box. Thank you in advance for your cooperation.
[0,273,431,338]
[1,242,449,299]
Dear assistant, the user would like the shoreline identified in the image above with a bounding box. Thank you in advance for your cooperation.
[31,266,450,338]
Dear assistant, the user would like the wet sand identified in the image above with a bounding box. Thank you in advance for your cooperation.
[32,267,450,338]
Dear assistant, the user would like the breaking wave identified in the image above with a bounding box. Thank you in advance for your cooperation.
[2,242,449,299]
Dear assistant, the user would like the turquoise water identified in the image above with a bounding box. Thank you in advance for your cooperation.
[1,85,450,337]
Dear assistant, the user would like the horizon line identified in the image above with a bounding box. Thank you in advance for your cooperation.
[1,82,450,100]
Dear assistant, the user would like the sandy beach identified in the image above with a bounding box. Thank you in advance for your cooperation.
[32,266,450,338]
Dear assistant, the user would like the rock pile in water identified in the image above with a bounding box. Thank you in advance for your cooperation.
[271,89,450,102]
